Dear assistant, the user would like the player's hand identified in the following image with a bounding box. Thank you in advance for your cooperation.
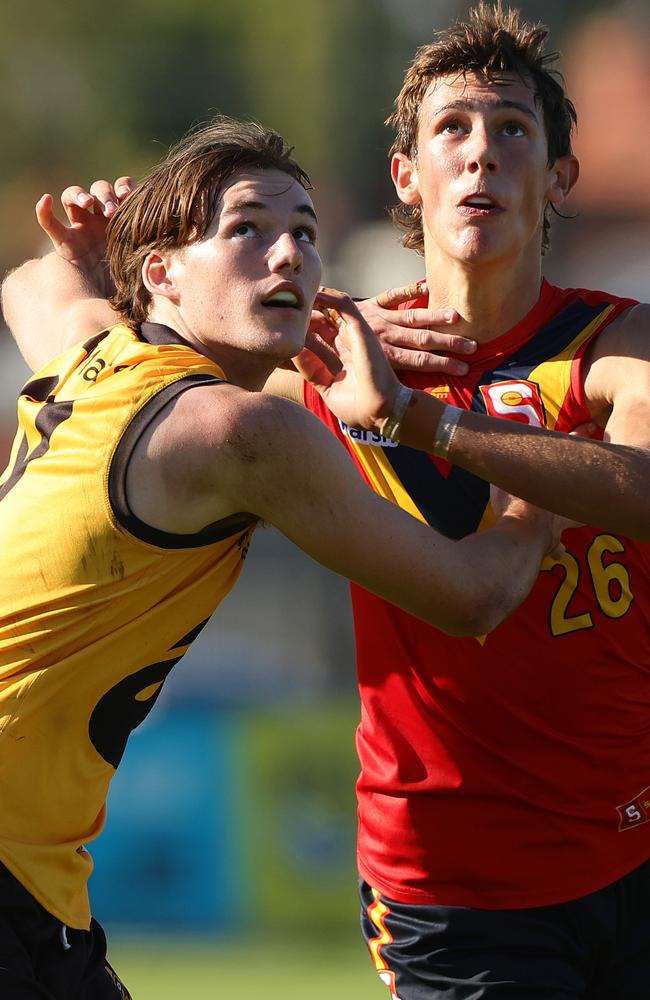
[490,487,568,560]
[356,281,476,375]
[294,287,400,432]
[35,176,136,297]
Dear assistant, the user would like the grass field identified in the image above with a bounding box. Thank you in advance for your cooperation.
[110,935,383,999]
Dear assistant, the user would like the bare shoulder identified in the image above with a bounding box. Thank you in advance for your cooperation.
[163,379,313,458]
[127,381,323,534]
[583,303,650,413]
[589,302,650,361]
[61,298,117,348]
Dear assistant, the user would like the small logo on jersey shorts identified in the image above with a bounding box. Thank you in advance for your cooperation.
[338,420,398,448]
[104,962,132,999]
[617,786,650,831]
[480,379,546,427]
[431,384,450,399]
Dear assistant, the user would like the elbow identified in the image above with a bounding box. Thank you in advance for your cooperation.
[436,589,507,638]
[1,267,18,325]
[2,260,38,326]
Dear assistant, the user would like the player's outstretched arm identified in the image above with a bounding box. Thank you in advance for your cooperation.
[250,402,558,636]
[2,178,134,371]
[305,291,650,542]
[398,385,650,543]
[136,384,559,638]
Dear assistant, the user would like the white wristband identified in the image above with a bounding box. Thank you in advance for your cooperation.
[432,404,463,459]
[379,384,413,441]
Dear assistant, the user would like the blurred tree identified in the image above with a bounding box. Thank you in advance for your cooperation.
[0,0,406,274]
[0,0,602,279]
[226,0,401,228]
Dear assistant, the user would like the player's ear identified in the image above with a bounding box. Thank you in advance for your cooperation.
[546,154,579,207]
[391,152,422,206]
[142,251,179,303]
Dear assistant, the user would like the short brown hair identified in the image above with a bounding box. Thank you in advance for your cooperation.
[107,116,311,326]
[386,2,577,254]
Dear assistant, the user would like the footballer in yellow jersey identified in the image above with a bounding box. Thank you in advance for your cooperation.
[0,321,255,930]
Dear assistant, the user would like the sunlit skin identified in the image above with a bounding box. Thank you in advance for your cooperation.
[392,72,578,341]
[144,168,322,389]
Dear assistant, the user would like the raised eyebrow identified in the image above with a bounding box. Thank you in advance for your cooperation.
[221,199,267,216]
[431,98,539,123]
[222,199,318,224]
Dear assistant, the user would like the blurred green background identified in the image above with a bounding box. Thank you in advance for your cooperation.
[3,0,647,289]
[1,1,649,997]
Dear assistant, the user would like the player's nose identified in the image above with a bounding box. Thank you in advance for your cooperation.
[268,232,302,273]
[465,124,499,174]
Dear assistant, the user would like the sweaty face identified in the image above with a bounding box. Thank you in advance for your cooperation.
[168,168,321,363]
[399,72,562,267]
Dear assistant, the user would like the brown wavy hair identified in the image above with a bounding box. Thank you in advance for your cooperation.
[107,117,311,326]
[386,2,577,255]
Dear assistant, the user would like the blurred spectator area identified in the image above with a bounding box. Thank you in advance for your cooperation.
[546,5,650,298]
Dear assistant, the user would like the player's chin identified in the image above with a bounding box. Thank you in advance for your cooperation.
[456,233,514,265]
[262,312,309,355]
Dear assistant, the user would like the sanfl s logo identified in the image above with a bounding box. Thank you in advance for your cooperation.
[480,379,546,427]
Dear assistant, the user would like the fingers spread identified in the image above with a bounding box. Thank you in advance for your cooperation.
[58,176,134,228]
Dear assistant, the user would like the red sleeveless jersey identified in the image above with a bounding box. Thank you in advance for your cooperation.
[305,280,650,908]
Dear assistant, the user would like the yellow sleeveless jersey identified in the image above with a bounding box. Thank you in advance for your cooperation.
[0,322,256,927]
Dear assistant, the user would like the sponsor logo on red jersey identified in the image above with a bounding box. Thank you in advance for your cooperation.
[480,379,546,427]
[338,420,399,448]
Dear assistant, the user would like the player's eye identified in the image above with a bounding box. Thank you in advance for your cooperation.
[502,121,527,137]
[232,222,258,238]
[294,225,317,245]
[440,119,461,135]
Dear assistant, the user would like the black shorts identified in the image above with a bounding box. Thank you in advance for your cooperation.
[0,863,131,1000]
[360,857,650,999]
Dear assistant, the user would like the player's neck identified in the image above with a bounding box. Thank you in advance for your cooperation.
[147,301,274,391]
[424,251,544,344]
[205,345,276,392]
